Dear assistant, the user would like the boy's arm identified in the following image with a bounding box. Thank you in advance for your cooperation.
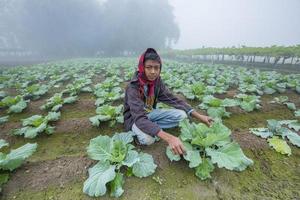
[158,80,213,126]
[126,86,161,136]
[157,80,193,113]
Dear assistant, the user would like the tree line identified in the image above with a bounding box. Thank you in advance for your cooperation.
[163,45,300,65]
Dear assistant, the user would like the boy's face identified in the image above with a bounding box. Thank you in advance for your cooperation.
[144,59,160,81]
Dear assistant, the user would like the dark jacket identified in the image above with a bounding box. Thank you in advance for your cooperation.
[123,72,193,136]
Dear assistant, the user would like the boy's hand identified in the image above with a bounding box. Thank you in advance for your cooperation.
[167,135,185,155]
[157,130,186,155]
[191,110,214,127]
[200,115,214,127]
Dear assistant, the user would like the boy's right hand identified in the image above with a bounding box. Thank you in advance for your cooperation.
[157,130,186,155]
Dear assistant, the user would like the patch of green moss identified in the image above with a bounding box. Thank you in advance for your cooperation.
[60,109,95,120]
[2,85,300,200]
[223,106,295,130]
[3,160,219,200]
[6,112,31,123]
[3,180,88,200]
[5,123,124,162]
[8,110,47,123]
[78,93,96,100]
[5,133,90,162]
[148,161,219,200]
[2,139,300,200]
[261,90,300,105]
[212,148,300,199]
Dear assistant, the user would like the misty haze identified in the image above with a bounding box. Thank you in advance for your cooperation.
[0,1,299,200]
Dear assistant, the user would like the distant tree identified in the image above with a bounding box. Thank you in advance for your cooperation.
[99,0,179,55]
[15,0,102,57]
[0,0,179,57]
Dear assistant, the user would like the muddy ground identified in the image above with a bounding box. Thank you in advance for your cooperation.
[0,79,300,200]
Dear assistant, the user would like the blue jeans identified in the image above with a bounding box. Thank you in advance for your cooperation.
[131,109,188,145]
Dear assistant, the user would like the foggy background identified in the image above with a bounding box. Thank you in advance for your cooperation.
[0,0,299,58]
[170,0,300,49]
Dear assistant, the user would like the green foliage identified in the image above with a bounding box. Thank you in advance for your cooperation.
[198,95,238,119]
[0,91,7,99]
[267,136,291,156]
[0,95,29,113]
[40,93,78,112]
[94,87,124,106]
[0,139,37,191]
[0,116,9,125]
[194,158,214,180]
[263,81,277,94]
[109,172,124,197]
[89,105,123,127]
[166,119,253,180]
[295,110,300,117]
[0,140,9,149]
[0,173,9,192]
[0,142,37,171]
[235,94,261,112]
[270,96,289,104]
[163,45,300,65]
[22,84,49,100]
[63,77,92,96]
[179,82,208,100]
[41,93,64,111]
[83,132,157,198]
[249,128,273,138]
[250,119,300,155]
[206,142,254,171]
[284,102,296,111]
[1,58,300,197]
[94,76,122,92]
[63,96,78,104]
[83,161,116,197]
[13,112,61,138]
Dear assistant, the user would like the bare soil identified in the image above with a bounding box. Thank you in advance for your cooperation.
[2,156,93,193]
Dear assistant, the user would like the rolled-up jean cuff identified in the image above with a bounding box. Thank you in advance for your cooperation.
[132,123,157,145]
[187,109,194,116]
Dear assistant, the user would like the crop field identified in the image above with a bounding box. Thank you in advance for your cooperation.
[0,58,299,200]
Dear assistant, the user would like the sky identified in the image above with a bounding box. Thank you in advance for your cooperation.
[168,0,300,49]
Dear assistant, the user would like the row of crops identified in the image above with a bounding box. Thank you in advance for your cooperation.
[0,58,300,198]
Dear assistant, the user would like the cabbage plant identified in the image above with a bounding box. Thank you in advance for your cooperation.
[0,139,37,191]
[22,84,49,100]
[250,119,300,156]
[198,95,239,119]
[166,119,253,180]
[235,94,261,112]
[0,95,29,113]
[83,132,157,198]
[94,87,124,106]
[89,105,123,127]
[40,93,78,112]
[13,112,61,138]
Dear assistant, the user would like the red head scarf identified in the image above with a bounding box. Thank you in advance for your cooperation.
[137,48,162,109]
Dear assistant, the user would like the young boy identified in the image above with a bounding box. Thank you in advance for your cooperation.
[123,48,213,155]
